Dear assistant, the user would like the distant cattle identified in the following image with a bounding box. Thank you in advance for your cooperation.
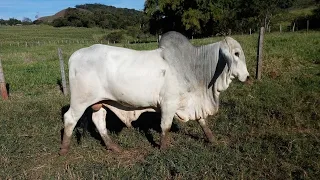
[59,31,250,155]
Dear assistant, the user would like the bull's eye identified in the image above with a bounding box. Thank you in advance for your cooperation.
[235,52,240,57]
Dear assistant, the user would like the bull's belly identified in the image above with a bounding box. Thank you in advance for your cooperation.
[103,101,157,127]
[105,84,161,108]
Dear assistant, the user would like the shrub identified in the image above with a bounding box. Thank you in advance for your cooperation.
[292,5,320,30]
[52,18,69,27]
[104,31,125,43]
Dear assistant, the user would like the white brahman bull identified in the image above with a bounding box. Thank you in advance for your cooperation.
[59,31,250,155]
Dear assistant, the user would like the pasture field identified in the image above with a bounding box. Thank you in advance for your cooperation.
[0,25,319,179]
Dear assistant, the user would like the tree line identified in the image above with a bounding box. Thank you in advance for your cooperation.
[0,17,32,26]
[0,1,319,38]
[144,0,319,37]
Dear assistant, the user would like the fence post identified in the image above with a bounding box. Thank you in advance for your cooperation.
[58,48,68,96]
[0,58,8,100]
[280,24,282,33]
[307,20,309,32]
[228,29,232,36]
[256,27,265,80]
[250,28,252,35]
[292,22,295,32]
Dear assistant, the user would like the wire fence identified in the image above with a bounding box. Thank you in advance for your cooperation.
[1,23,314,48]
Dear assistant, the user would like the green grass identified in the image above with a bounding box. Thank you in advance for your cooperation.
[0,26,320,179]
[0,25,112,45]
[273,6,317,30]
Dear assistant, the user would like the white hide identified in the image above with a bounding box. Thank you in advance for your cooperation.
[66,38,248,130]
[68,45,176,127]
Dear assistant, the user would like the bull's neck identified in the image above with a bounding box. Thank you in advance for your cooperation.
[196,42,231,109]
[195,43,221,109]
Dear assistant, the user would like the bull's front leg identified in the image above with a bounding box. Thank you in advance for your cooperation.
[198,118,217,143]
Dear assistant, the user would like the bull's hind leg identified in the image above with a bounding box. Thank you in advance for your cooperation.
[92,105,121,153]
[59,106,87,155]
[198,118,216,143]
[160,102,177,149]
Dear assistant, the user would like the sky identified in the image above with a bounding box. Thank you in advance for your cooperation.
[0,0,145,21]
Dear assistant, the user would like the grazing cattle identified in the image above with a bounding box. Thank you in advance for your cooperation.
[59,31,249,155]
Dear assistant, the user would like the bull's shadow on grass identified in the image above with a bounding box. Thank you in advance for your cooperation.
[60,105,179,148]
[57,79,63,93]
[6,83,10,96]
[131,113,179,147]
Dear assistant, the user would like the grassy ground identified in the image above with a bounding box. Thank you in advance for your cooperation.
[273,5,317,31]
[0,26,319,179]
[0,25,111,45]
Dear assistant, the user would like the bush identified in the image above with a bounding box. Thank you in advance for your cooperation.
[52,18,69,27]
[126,26,140,39]
[293,6,320,30]
[104,31,125,43]
[33,19,44,25]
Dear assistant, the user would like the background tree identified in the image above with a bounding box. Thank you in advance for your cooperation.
[7,18,21,26]
[0,19,6,25]
[144,0,296,36]
[22,17,32,25]
[52,17,69,27]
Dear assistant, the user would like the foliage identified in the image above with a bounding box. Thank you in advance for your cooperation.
[294,5,320,30]
[292,0,318,7]
[144,0,312,36]
[51,8,95,28]
[52,18,69,27]
[0,19,5,25]
[0,18,32,26]
[103,31,125,43]
[6,18,22,25]
[22,17,32,25]
[33,19,44,25]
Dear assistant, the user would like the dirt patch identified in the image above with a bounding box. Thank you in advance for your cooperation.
[268,70,281,79]
[108,147,150,167]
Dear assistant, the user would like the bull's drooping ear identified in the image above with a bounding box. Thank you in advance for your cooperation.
[219,41,233,73]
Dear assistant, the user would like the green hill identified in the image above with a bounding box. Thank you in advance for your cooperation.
[37,3,148,30]
[39,8,92,23]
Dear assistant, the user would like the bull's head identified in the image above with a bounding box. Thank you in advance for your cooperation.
[219,37,250,83]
